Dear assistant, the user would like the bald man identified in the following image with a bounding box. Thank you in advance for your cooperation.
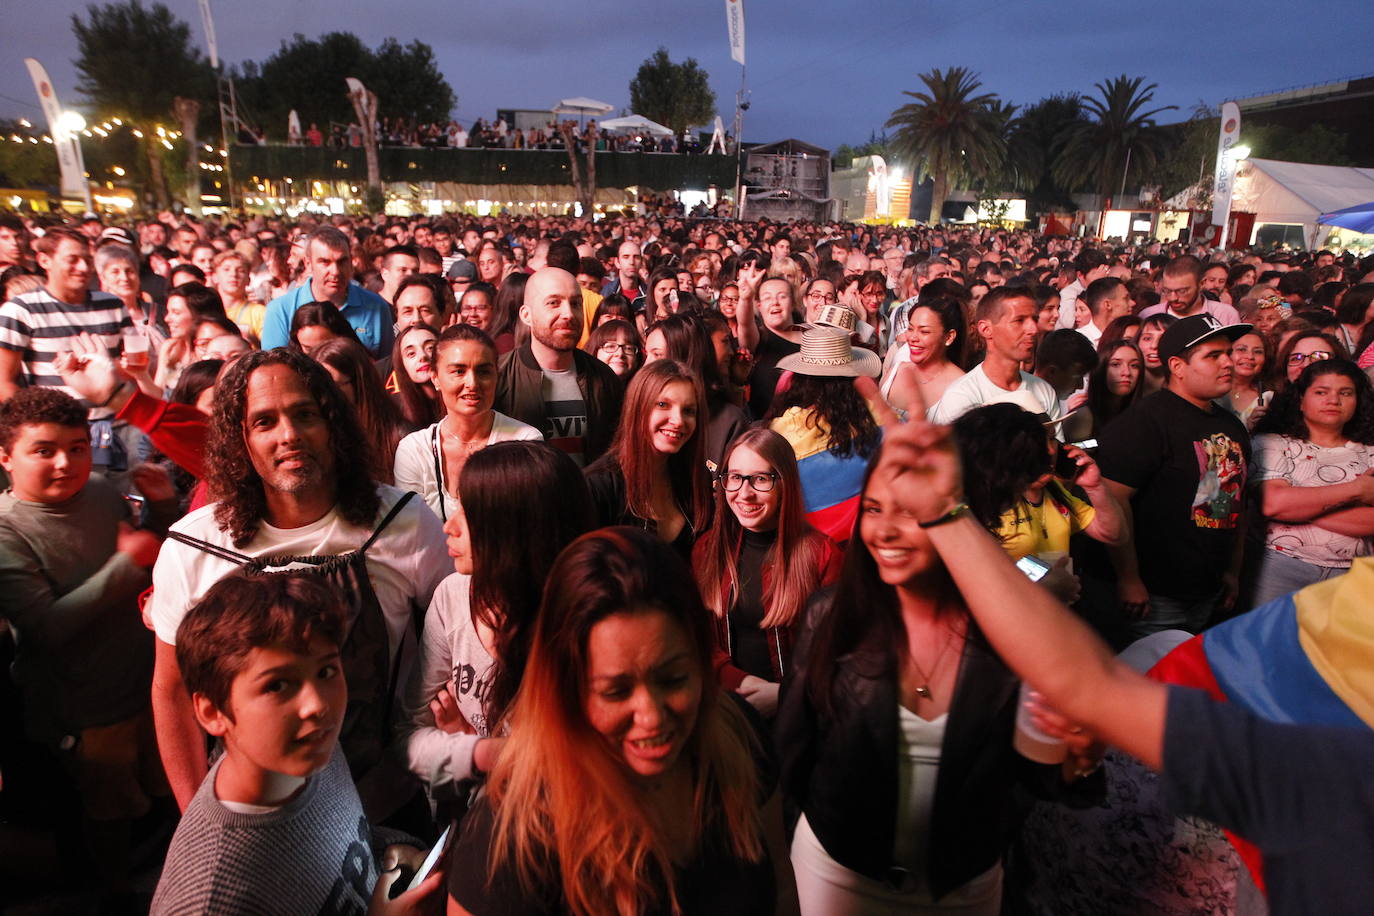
[494,268,623,465]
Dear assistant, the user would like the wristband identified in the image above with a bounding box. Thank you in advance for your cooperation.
[917,501,969,529]
[98,381,133,409]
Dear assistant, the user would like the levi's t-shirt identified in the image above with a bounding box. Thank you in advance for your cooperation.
[540,366,588,466]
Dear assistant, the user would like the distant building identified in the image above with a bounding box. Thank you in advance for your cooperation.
[740,139,830,222]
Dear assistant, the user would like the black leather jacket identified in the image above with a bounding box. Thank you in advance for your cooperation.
[493,344,623,464]
[775,588,1104,901]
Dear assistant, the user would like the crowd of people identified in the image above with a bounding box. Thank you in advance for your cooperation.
[281,115,730,155]
[0,204,1372,915]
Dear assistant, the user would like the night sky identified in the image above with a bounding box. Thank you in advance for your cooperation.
[1,0,1371,153]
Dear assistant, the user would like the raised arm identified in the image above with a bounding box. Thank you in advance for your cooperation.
[734,263,764,352]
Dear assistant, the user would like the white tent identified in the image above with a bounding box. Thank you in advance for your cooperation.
[598,115,673,137]
[1231,158,1374,246]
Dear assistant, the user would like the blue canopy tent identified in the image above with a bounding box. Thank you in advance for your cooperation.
[1318,201,1374,235]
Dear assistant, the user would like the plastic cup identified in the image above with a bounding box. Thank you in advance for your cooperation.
[123,329,149,369]
[1013,681,1066,765]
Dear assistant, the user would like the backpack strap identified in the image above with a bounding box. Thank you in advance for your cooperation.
[361,491,417,554]
[167,530,253,565]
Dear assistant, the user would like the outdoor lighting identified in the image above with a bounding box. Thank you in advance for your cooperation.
[42,136,52,143]
[57,110,85,134]
[82,130,92,137]
[132,129,144,138]
[19,118,31,128]
[161,139,173,150]
[111,117,121,126]
[112,166,125,176]
[1230,145,1252,161]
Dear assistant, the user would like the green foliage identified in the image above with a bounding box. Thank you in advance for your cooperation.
[1003,94,1085,214]
[1243,122,1353,167]
[628,48,717,139]
[0,129,59,188]
[1053,75,1175,200]
[1152,102,1218,204]
[236,33,456,139]
[884,67,1007,223]
[832,132,891,169]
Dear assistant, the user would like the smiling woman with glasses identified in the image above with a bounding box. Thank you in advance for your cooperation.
[584,318,644,380]
[693,428,843,718]
[1275,330,1347,387]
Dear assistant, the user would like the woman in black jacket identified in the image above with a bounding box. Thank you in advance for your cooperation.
[775,450,1104,913]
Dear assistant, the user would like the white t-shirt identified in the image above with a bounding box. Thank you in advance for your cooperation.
[928,363,1064,426]
[399,572,495,795]
[1056,279,1085,329]
[149,485,450,660]
[1252,434,1374,568]
[392,413,543,520]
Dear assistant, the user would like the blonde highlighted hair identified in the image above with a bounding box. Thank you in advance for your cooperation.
[487,527,763,916]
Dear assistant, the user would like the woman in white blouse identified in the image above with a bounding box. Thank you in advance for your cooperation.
[393,324,541,520]
[1250,358,1374,608]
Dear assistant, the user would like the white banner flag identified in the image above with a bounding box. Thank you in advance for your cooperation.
[725,0,746,66]
[1211,101,1241,230]
[24,58,90,206]
[197,0,219,69]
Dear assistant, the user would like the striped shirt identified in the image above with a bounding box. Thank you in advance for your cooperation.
[0,287,130,404]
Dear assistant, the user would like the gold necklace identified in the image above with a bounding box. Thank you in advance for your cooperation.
[909,621,960,700]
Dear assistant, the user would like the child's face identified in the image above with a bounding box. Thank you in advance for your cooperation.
[197,637,347,797]
[0,423,91,503]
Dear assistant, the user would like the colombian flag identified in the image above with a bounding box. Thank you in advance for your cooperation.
[1147,559,1374,894]
[769,406,877,544]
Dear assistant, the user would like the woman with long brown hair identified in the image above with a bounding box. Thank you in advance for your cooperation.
[448,527,794,916]
[311,337,408,483]
[584,359,713,557]
[693,428,843,717]
[389,322,443,431]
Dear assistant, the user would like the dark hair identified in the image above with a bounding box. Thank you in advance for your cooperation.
[0,386,88,450]
[396,273,451,318]
[434,321,497,365]
[975,284,1034,324]
[1037,328,1099,372]
[644,313,730,408]
[312,338,406,482]
[1335,283,1374,326]
[176,570,346,715]
[462,441,593,726]
[1082,277,1126,316]
[1162,254,1203,282]
[765,374,881,460]
[592,293,633,326]
[577,256,606,282]
[1099,315,1142,346]
[491,271,526,340]
[583,318,643,376]
[196,315,241,339]
[952,404,1053,532]
[1274,331,1348,389]
[1086,340,1144,431]
[170,281,227,321]
[289,301,362,352]
[205,348,380,546]
[169,359,224,408]
[906,295,968,369]
[1252,358,1374,445]
[390,323,442,430]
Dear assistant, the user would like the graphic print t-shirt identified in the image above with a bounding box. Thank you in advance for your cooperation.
[540,366,588,466]
[1095,390,1250,600]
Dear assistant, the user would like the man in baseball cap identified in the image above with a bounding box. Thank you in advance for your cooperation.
[1077,313,1253,646]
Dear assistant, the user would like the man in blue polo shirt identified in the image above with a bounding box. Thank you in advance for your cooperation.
[260,226,394,357]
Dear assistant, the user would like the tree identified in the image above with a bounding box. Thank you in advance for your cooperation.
[884,67,1006,224]
[628,48,717,139]
[1053,75,1175,203]
[1004,94,1087,216]
[236,33,456,140]
[71,0,214,208]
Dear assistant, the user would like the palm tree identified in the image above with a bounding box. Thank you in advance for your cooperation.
[1053,75,1176,204]
[1006,94,1088,216]
[885,67,1006,224]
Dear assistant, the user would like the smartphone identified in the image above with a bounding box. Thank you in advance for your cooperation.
[1053,449,1082,481]
[1016,555,1052,582]
[1068,438,1098,450]
[406,822,454,893]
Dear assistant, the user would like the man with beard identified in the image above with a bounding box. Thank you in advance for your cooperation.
[494,267,622,466]
[929,286,1062,424]
[142,348,449,810]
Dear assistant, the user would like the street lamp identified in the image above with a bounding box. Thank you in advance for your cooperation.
[1229,145,1251,161]
[56,110,86,137]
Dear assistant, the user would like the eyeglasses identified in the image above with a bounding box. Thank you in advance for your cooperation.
[806,292,837,303]
[718,295,740,305]
[1288,350,1333,366]
[720,471,777,492]
[598,342,639,355]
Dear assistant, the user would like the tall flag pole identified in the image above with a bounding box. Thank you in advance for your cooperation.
[24,58,93,212]
[1211,101,1241,249]
[726,0,747,217]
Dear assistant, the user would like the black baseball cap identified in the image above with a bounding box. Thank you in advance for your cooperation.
[1156,314,1253,364]
[446,259,477,281]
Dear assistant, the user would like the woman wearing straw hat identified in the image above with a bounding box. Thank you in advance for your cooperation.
[765,327,883,544]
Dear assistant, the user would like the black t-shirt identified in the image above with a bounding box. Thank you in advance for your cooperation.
[449,696,777,915]
[747,328,802,420]
[1092,390,1251,599]
[732,528,776,681]
[1161,686,1374,916]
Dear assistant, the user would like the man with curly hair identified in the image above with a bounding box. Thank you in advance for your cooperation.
[145,348,449,812]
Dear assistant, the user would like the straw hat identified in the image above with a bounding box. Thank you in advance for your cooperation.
[776,327,881,378]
